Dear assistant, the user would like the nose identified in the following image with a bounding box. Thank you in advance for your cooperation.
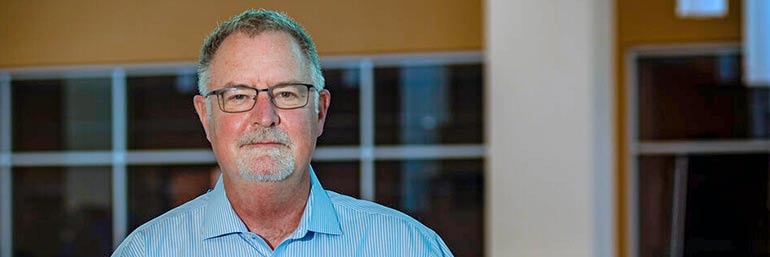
[247,92,279,127]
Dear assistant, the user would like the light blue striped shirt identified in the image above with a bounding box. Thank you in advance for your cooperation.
[111,166,454,256]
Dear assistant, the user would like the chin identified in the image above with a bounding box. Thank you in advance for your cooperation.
[237,148,295,182]
[236,154,296,182]
[238,169,294,182]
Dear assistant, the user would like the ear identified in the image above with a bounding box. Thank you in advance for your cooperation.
[315,89,331,137]
[193,95,214,142]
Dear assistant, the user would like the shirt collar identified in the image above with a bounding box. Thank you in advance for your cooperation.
[298,166,343,236]
[202,166,342,240]
[202,174,250,239]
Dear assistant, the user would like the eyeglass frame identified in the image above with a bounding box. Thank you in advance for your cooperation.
[203,83,317,113]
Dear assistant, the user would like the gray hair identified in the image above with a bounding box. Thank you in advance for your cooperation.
[197,10,325,114]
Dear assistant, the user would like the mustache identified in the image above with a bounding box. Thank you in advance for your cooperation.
[237,128,292,146]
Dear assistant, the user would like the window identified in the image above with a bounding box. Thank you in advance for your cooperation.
[13,77,112,151]
[374,64,483,145]
[0,52,484,257]
[14,166,112,257]
[127,74,206,149]
[376,159,484,257]
[629,46,770,257]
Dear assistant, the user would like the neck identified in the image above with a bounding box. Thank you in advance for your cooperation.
[224,169,311,249]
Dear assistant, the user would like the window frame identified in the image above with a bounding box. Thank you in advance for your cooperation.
[0,51,485,253]
[624,43,755,257]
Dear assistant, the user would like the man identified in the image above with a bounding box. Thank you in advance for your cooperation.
[112,9,453,256]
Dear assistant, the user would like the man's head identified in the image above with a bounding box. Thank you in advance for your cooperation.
[193,10,330,183]
[198,10,325,95]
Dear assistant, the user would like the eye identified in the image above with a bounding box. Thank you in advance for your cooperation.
[229,94,250,100]
[276,91,297,98]
[224,92,254,105]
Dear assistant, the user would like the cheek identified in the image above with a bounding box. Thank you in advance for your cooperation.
[284,113,318,146]
[210,115,246,146]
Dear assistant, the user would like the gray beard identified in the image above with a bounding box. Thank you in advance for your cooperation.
[235,128,295,182]
[236,147,295,182]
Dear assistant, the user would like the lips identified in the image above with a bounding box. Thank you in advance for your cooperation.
[236,128,292,149]
[241,141,286,148]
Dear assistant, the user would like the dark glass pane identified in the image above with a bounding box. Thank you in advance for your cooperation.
[637,54,770,140]
[638,156,676,257]
[311,161,360,198]
[638,154,770,257]
[14,166,112,257]
[127,75,208,149]
[683,154,769,256]
[12,78,112,151]
[375,64,483,145]
[376,159,483,257]
[318,68,360,145]
[127,165,218,232]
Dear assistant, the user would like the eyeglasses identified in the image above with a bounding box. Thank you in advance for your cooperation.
[203,83,316,113]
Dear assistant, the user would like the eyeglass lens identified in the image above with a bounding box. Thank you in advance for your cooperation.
[219,84,309,112]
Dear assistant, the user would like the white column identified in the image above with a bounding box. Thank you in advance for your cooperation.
[486,0,615,256]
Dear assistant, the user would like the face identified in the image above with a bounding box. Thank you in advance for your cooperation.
[193,31,330,183]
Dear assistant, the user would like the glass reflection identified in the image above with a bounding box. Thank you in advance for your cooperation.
[127,74,208,149]
[638,54,770,140]
[12,78,112,151]
[318,68,360,145]
[375,64,483,145]
[638,156,676,257]
[311,161,360,197]
[638,154,770,257]
[13,166,112,257]
[128,165,218,232]
[376,159,483,257]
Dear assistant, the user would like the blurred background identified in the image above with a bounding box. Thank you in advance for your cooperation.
[0,0,767,257]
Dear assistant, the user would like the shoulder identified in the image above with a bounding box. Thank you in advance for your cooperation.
[327,191,423,227]
[326,191,450,251]
[325,191,454,256]
[111,192,211,256]
[132,191,210,234]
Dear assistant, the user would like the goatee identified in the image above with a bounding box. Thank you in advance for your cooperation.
[235,128,295,182]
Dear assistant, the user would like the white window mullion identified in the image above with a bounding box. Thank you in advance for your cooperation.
[1,72,13,257]
[111,68,128,248]
[359,60,375,201]
[373,145,485,160]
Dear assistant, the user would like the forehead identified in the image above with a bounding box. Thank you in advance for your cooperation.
[207,31,310,88]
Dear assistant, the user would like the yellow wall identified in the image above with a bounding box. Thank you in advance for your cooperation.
[615,0,742,256]
[0,0,482,68]
[1,0,743,255]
